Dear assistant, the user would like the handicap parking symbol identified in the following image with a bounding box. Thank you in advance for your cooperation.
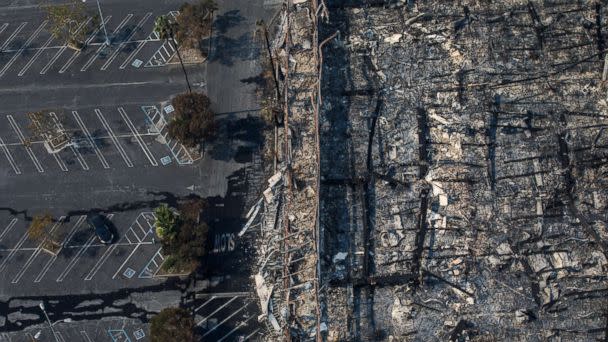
[131,59,143,68]
[133,329,145,340]
[160,156,172,165]
[163,105,175,114]
[123,268,136,279]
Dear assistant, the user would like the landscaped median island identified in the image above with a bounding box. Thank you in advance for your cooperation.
[27,213,62,255]
[154,197,208,275]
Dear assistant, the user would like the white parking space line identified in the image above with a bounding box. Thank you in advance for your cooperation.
[195,297,216,312]
[111,243,140,279]
[18,35,54,76]
[12,216,66,284]
[95,109,133,167]
[0,21,47,77]
[100,13,152,70]
[83,244,117,280]
[0,22,27,51]
[20,16,91,76]
[6,115,44,173]
[0,23,8,36]
[55,331,66,342]
[80,14,133,72]
[56,213,114,282]
[0,136,21,174]
[29,116,68,171]
[34,215,86,283]
[0,231,29,273]
[202,301,253,338]
[80,331,93,342]
[118,107,158,166]
[119,40,147,69]
[196,297,240,326]
[217,314,257,342]
[243,328,261,341]
[72,110,110,169]
[56,234,95,282]
[50,112,89,170]
[57,16,110,74]
[0,218,18,242]
[40,45,67,74]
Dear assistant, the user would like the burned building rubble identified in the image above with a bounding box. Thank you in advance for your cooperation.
[318,0,608,341]
[249,0,608,341]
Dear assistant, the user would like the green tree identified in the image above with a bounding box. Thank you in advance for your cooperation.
[154,15,192,94]
[44,0,93,47]
[154,205,177,239]
[150,307,194,342]
[175,0,217,49]
[167,92,216,148]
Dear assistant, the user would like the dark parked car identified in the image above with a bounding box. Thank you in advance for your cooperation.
[87,214,114,244]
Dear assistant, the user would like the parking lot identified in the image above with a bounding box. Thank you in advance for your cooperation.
[0,0,270,339]
[0,10,181,80]
[0,103,198,178]
[0,210,167,296]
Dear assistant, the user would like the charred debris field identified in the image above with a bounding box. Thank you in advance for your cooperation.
[253,0,608,341]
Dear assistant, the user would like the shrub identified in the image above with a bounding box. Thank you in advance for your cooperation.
[150,307,194,342]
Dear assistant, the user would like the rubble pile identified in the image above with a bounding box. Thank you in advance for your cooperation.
[251,0,322,340]
[319,0,608,341]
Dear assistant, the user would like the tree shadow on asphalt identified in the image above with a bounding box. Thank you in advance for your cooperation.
[206,114,265,162]
[207,32,259,66]
[214,10,245,35]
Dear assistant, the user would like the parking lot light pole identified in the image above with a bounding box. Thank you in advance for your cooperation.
[82,0,110,46]
[38,302,60,342]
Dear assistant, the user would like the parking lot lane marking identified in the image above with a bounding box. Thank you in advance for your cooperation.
[95,109,133,167]
[72,110,110,169]
[80,331,93,342]
[50,112,89,170]
[196,297,240,326]
[0,136,20,174]
[138,247,163,278]
[243,328,261,341]
[18,36,54,76]
[84,244,117,280]
[40,45,67,74]
[119,40,148,69]
[202,301,253,338]
[0,231,29,273]
[111,243,141,279]
[34,215,86,282]
[21,17,91,75]
[0,218,18,242]
[101,13,152,70]
[217,314,257,342]
[12,216,65,283]
[0,23,8,36]
[7,115,44,173]
[0,21,47,77]
[118,107,158,166]
[0,22,27,51]
[58,16,111,74]
[81,14,133,72]
[56,234,95,282]
[195,296,216,312]
[55,331,66,342]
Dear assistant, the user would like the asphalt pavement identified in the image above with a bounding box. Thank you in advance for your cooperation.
[0,0,277,340]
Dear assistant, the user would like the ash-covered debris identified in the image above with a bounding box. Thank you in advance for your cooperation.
[249,0,323,340]
[318,0,608,341]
